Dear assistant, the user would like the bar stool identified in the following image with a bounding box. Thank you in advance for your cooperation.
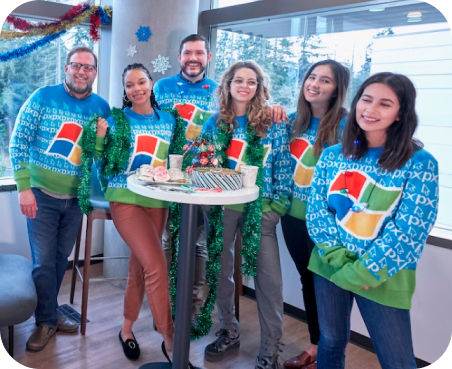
[69,163,128,334]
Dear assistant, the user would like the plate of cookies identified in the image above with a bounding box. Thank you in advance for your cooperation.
[136,164,189,185]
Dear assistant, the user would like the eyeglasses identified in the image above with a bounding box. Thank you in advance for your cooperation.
[68,62,97,72]
[230,78,259,88]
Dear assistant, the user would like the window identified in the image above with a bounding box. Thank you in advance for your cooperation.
[212,0,261,9]
[0,20,93,178]
[210,0,452,234]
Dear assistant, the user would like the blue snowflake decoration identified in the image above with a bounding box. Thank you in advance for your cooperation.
[135,26,152,42]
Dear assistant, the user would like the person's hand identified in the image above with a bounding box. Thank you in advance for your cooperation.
[269,105,289,123]
[19,189,38,219]
[96,117,108,137]
[363,286,378,290]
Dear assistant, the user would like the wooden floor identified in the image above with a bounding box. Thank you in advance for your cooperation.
[1,264,382,369]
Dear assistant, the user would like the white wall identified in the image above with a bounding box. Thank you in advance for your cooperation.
[244,224,452,364]
[0,190,105,261]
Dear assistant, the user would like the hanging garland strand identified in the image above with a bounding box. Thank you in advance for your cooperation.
[216,120,263,276]
[241,123,263,276]
[166,109,189,315]
[77,108,130,215]
[1,4,112,40]
[78,114,100,214]
[5,3,89,32]
[0,30,67,63]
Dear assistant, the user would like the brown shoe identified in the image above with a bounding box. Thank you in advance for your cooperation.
[26,325,57,352]
[304,362,317,369]
[284,351,314,369]
[57,311,79,333]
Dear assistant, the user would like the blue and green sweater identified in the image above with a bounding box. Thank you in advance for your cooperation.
[100,107,176,208]
[10,84,110,194]
[307,144,439,309]
[154,73,218,143]
[201,113,292,216]
[287,112,346,220]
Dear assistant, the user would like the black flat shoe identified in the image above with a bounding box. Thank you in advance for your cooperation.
[119,330,140,360]
[161,341,195,369]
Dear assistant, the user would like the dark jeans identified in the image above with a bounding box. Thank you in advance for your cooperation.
[314,274,417,369]
[281,214,320,345]
[27,188,82,328]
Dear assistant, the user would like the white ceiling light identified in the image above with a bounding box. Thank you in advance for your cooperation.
[407,11,422,18]
[369,7,385,12]
[407,10,422,23]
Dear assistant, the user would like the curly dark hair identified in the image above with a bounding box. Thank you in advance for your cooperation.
[121,63,160,117]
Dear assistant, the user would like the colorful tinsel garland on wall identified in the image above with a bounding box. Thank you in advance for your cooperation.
[0,2,112,62]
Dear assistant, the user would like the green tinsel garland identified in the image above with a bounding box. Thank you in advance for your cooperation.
[78,114,100,214]
[216,120,263,276]
[166,111,231,339]
[167,117,264,340]
[77,108,131,214]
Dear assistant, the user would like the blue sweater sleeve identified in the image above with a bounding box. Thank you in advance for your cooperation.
[9,89,42,192]
[331,155,440,289]
[269,122,292,216]
[306,149,345,262]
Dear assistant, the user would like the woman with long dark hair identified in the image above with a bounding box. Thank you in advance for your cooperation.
[201,61,292,369]
[307,72,439,369]
[96,63,177,364]
[282,60,350,369]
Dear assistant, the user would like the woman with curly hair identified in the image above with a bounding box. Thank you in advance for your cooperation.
[200,61,292,369]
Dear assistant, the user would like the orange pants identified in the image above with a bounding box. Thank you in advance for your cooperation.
[110,202,173,335]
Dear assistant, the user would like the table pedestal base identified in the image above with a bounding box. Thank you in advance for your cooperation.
[139,363,202,369]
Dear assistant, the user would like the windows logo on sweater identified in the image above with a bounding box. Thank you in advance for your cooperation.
[290,138,317,188]
[225,138,271,171]
[46,122,83,166]
[328,171,402,239]
[175,103,214,141]
[126,134,170,173]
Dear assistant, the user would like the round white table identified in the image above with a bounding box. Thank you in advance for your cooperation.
[127,174,258,369]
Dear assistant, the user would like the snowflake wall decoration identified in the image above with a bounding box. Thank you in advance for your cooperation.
[126,45,137,57]
[135,26,152,42]
[151,55,172,75]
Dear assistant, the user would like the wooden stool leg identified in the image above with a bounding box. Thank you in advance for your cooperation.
[70,218,83,304]
[81,216,93,335]
[234,231,243,322]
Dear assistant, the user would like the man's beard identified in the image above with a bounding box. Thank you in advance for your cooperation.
[66,75,93,95]
[181,62,205,78]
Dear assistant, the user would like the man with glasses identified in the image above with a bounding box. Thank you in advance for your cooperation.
[9,46,110,352]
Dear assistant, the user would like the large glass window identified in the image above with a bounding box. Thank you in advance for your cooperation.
[210,0,452,234]
[212,0,261,9]
[0,19,93,178]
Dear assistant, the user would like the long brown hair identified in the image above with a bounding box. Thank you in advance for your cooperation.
[341,72,423,171]
[217,61,272,138]
[292,60,350,156]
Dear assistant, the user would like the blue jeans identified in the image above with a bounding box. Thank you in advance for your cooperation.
[27,188,82,328]
[314,274,417,369]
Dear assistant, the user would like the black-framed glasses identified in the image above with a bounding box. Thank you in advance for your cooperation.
[68,62,97,72]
